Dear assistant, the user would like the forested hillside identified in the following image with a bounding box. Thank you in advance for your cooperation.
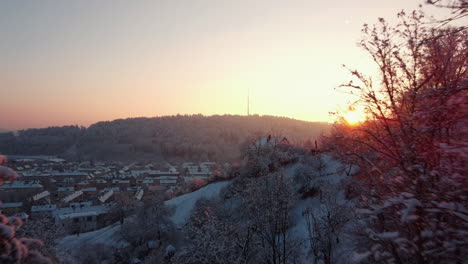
[0,115,329,162]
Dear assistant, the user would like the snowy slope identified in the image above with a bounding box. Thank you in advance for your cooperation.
[57,222,128,249]
[285,154,355,262]
[57,181,231,250]
[165,181,231,227]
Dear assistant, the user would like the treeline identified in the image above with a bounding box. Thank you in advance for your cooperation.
[0,115,329,162]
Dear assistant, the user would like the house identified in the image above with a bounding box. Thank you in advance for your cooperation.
[153,176,179,185]
[0,181,44,202]
[0,202,24,215]
[98,190,114,203]
[81,187,98,196]
[62,190,84,204]
[94,179,108,189]
[31,204,57,218]
[0,180,43,190]
[57,187,75,199]
[111,179,130,189]
[13,212,29,221]
[255,135,290,148]
[32,190,51,204]
[135,189,144,201]
[50,172,88,186]
[56,212,98,234]
[53,203,110,234]
[21,171,88,186]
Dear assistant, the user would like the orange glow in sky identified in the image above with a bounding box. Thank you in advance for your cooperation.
[342,109,365,125]
[0,0,451,130]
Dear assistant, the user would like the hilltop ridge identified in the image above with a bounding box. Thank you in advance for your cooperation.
[0,115,330,162]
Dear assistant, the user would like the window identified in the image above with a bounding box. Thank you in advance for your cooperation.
[73,218,79,223]
[87,216,92,222]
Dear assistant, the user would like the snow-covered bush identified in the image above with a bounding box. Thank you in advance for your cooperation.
[121,196,174,248]
[0,155,51,264]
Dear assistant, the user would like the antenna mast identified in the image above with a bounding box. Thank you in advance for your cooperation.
[247,87,250,116]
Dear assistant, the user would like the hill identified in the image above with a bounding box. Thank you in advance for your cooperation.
[0,115,329,162]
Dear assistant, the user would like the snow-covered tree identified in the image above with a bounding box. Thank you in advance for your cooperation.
[121,196,174,247]
[303,182,353,264]
[0,155,51,264]
[110,192,136,225]
[330,8,467,263]
[242,172,300,264]
[16,217,66,262]
[174,198,243,264]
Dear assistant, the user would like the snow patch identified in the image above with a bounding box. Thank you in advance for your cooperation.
[165,181,230,227]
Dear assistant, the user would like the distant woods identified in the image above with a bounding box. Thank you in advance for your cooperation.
[0,115,329,162]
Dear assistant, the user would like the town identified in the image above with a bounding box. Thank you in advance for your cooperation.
[0,155,230,235]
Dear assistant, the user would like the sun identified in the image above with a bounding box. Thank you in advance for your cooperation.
[342,109,364,125]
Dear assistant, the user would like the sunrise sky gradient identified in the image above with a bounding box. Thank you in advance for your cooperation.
[0,0,450,129]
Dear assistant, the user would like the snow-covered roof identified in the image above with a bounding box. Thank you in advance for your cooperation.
[141,179,154,184]
[58,187,75,192]
[69,201,92,207]
[255,136,289,148]
[99,190,114,203]
[0,202,23,208]
[33,190,50,201]
[186,171,211,176]
[0,181,42,189]
[62,191,83,203]
[135,189,144,201]
[31,204,56,212]
[50,172,88,177]
[148,171,179,176]
[81,187,97,192]
[54,204,108,218]
[58,211,97,220]
[152,176,178,180]
[102,187,120,192]
[200,162,216,166]
[47,158,65,163]
[112,179,130,184]
[13,212,29,219]
[160,179,177,184]
[127,186,141,191]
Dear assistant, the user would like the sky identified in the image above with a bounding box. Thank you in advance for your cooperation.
[0,0,451,129]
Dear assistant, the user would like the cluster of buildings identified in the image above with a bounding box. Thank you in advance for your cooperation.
[0,156,225,235]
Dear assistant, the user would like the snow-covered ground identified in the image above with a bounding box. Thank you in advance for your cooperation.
[57,180,231,250]
[165,181,231,227]
[57,155,355,263]
[57,222,128,249]
[284,154,354,262]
